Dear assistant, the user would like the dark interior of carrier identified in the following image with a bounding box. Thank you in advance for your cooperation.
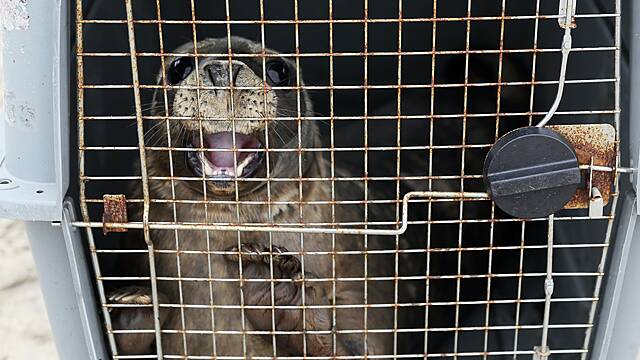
[75,0,621,358]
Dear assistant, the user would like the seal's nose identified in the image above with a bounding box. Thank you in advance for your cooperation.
[204,61,241,87]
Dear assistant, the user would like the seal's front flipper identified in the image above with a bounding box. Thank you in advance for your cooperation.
[224,244,357,356]
[108,286,169,355]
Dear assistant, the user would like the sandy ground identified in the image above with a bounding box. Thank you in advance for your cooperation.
[0,219,58,360]
[0,18,58,359]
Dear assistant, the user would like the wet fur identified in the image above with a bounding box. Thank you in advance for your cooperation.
[110,37,397,358]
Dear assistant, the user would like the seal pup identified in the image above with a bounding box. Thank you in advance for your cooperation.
[108,36,399,358]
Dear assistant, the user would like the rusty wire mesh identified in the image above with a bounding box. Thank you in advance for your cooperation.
[74,0,621,358]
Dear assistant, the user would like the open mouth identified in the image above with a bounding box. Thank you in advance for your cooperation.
[187,131,264,180]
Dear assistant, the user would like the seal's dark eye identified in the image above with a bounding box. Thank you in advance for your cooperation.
[168,57,195,85]
[266,60,290,86]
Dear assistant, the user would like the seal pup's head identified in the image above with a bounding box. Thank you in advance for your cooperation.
[148,36,317,198]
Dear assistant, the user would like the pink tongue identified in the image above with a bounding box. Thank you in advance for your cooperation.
[201,132,261,168]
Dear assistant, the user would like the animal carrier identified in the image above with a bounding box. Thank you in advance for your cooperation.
[0,0,638,359]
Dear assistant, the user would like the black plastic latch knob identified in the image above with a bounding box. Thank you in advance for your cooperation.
[483,126,581,219]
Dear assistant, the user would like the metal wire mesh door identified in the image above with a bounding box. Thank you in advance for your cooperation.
[74,0,621,358]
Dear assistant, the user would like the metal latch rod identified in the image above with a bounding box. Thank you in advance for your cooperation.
[72,191,490,236]
[533,215,556,360]
[536,0,577,128]
[74,164,627,235]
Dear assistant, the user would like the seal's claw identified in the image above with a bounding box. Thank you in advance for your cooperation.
[224,244,302,277]
[108,286,169,355]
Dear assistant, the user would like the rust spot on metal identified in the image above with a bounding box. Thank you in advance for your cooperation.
[103,194,129,234]
[550,124,617,209]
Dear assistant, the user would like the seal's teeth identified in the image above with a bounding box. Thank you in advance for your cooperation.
[199,152,256,178]
[199,153,219,176]
[234,154,255,176]
[212,168,235,177]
